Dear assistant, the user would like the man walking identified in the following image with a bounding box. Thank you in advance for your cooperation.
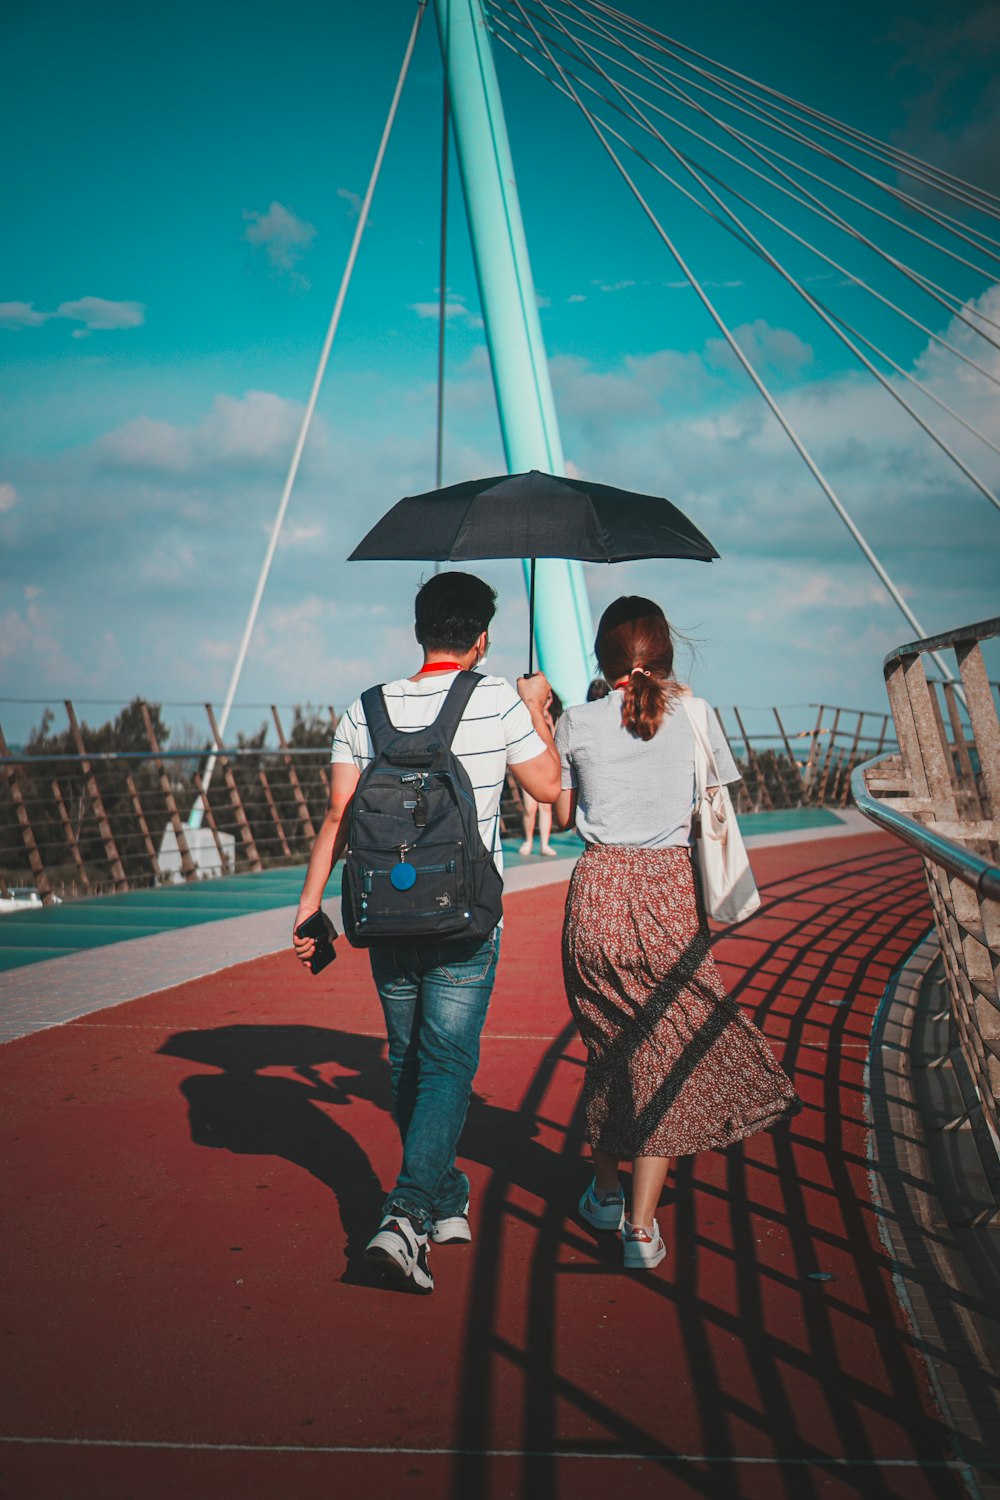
[293,571,560,1292]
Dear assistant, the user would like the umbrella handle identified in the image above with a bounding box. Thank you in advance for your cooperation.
[528,557,536,676]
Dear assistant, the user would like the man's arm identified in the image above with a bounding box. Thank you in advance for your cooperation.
[292,761,360,964]
[510,673,561,803]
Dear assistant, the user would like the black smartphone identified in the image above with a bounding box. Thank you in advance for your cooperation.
[295,909,338,975]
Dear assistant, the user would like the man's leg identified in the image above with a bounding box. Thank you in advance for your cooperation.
[365,940,437,1290]
[379,930,500,1227]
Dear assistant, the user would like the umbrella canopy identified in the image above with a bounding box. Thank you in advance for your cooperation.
[348,468,719,565]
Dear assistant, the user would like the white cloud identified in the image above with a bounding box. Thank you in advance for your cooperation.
[664,280,745,290]
[337,187,363,219]
[96,390,320,475]
[410,299,473,322]
[706,320,814,378]
[199,637,237,662]
[0,302,48,329]
[0,482,19,513]
[595,279,635,292]
[57,297,145,333]
[277,522,324,547]
[243,201,317,273]
[409,290,483,330]
[3,285,998,733]
[0,297,145,336]
[567,293,587,303]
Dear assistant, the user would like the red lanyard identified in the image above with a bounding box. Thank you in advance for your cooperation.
[415,661,463,675]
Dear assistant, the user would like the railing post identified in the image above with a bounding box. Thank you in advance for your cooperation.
[191,771,229,871]
[956,640,1000,825]
[204,705,263,873]
[772,707,806,804]
[271,706,317,843]
[732,706,773,810]
[140,701,198,882]
[802,706,826,803]
[52,777,91,890]
[125,773,161,883]
[0,722,55,903]
[258,768,291,859]
[65,701,129,893]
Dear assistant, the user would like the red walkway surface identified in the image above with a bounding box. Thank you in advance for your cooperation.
[0,831,965,1500]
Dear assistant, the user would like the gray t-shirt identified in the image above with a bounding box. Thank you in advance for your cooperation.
[555,689,740,848]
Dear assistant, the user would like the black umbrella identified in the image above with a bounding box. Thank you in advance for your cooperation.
[348,469,719,670]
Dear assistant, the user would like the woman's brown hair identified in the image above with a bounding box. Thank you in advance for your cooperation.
[595,596,675,741]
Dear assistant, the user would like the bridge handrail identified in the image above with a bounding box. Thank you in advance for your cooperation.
[852,615,1000,1225]
[850,759,1000,901]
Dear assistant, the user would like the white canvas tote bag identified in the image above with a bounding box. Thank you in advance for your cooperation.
[681,696,761,925]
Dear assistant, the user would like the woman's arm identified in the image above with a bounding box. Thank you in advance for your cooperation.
[554,787,577,831]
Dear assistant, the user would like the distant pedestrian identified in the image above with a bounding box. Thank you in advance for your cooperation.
[519,689,563,857]
[293,571,561,1294]
[586,677,610,702]
[555,596,800,1271]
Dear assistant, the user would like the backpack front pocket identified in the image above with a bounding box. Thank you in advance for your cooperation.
[346,839,472,936]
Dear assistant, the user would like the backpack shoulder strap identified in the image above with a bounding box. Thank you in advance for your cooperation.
[431,671,482,750]
[360,686,394,757]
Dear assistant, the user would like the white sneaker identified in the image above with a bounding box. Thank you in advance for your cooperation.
[365,1213,434,1293]
[578,1178,626,1232]
[429,1201,472,1245]
[621,1219,666,1270]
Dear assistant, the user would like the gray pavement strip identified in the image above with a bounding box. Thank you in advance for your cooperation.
[0,813,869,1045]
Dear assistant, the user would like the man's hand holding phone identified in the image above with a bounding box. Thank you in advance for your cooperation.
[293,908,338,974]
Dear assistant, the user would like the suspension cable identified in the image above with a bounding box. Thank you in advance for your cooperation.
[532,0,1000,264]
[496,24,1000,469]
[579,0,1000,217]
[496,0,1000,353]
[503,0,955,675]
[489,6,1000,386]
[528,0,1000,512]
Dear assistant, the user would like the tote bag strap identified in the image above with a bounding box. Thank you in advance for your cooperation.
[680,696,722,793]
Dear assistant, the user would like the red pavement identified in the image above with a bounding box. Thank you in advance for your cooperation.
[0,831,966,1500]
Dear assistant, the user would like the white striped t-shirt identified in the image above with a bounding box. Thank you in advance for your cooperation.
[331,671,546,876]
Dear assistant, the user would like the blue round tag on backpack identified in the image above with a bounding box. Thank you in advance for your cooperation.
[390,861,417,891]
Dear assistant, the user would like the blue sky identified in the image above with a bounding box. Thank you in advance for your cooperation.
[2,0,998,744]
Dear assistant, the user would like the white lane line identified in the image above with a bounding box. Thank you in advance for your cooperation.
[0,1436,971,1467]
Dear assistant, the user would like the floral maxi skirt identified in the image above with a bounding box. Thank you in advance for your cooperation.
[562,844,801,1158]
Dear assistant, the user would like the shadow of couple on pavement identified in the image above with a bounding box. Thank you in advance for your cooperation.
[157,1021,581,1281]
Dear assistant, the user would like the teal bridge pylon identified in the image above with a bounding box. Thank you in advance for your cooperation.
[433,0,595,707]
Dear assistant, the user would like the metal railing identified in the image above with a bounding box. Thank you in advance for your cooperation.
[1,695,898,902]
[852,617,1000,1224]
[0,701,338,900]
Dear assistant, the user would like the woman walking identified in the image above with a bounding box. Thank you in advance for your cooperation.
[555,596,800,1270]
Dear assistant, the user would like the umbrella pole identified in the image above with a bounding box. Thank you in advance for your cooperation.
[528,557,536,675]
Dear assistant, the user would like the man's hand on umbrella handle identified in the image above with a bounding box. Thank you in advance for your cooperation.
[517,671,552,710]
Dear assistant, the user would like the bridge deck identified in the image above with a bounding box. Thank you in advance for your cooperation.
[0,828,985,1498]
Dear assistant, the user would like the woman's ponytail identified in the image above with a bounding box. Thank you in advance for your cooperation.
[594,597,676,741]
[620,670,668,742]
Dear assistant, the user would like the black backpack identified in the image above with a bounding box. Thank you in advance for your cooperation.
[342,671,504,947]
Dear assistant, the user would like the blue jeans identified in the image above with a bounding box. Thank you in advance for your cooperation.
[369,928,500,1231]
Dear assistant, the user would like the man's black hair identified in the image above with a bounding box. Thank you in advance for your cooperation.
[414,571,497,653]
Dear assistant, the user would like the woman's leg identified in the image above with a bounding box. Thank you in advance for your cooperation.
[538,801,555,854]
[629,1155,671,1228]
[592,1148,620,1195]
[519,792,538,854]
